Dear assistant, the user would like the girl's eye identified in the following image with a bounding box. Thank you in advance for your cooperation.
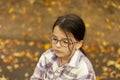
[52,37,58,41]
[62,40,69,44]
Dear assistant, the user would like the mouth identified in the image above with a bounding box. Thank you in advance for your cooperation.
[54,50,62,53]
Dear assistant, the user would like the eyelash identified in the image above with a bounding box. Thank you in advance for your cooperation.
[52,37,70,43]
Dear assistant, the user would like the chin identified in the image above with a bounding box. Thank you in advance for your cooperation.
[55,53,64,58]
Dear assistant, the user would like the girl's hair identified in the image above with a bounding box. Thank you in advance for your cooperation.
[52,14,86,55]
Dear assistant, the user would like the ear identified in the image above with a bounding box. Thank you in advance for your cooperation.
[76,40,84,50]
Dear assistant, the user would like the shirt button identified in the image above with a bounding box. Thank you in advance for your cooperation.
[57,70,61,73]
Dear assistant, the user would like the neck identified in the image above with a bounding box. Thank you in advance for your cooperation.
[58,57,69,67]
[58,46,76,67]
[58,50,75,67]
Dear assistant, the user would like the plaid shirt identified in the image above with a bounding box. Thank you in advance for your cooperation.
[30,48,96,80]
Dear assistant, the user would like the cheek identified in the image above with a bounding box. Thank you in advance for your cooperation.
[62,48,70,53]
[68,45,75,50]
[52,45,70,54]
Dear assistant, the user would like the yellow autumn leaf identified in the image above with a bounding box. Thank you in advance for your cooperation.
[102,66,109,72]
[51,1,56,5]
[116,58,120,64]
[7,65,13,72]
[0,75,8,80]
[106,25,112,30]
[90,53,96,59]
[115,63,120,70]
[0,24,2,29]
[116,73,120,79]
[11,14,16,20]
[37,17,42,23]
[44,43,51,50]
[29,17,35,23]
[96,31,104,37]
[23,31,30,37]
[110,71,116,78]
[3,56,13,63]
[0,55,5,59]
[105,18,109,22]
[111,2,117,8]
[13,58,18,63]
[96,76,104,80]
[26,52,32,59]
[34,51,39,57]
[29,0,35,4]
[33,57,39,62]
[14,64,19,69]
[45,1,51,6]
[118,5,120,9]
[103,72,109,77]
[36,42,42,48]
[107,60,114,66]
[114,58,120,70]
[117,48,120,54]
[8,7,14,14]
[102,40,109,46]
[0,67,2,72]
[28,41,35,46]
[13,52,21,57]
[24,72,29,77]
[100,45,106,53]
[85,23,90,28]
[47,7,52,12]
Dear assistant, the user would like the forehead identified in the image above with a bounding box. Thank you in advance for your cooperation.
[52,26,74,39]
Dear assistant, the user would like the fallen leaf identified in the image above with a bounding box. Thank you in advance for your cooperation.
[14,64,19,69]
[7,65,13,72]
[11,14,16,20]
[8,7,14,14]
[47,7,52,12]
[44,43,51,50]
[107,60,114,66]
[24,72,29,77]
[28,41,35,46]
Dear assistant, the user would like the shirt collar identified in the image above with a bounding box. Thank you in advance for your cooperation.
[68,50,84,68]
[46,49,85,68]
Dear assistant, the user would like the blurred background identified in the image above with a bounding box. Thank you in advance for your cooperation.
[0,0,120,80]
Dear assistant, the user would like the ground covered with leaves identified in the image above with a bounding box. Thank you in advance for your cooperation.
[0,0,120,80]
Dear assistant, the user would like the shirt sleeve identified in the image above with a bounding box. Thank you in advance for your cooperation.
[76,58,96,80]
[30,54,46,80]
[77,72,96,80]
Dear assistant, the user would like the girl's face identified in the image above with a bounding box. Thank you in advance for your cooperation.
[51,26,82,59]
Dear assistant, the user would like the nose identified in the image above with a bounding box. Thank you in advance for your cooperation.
[55,41,61,47]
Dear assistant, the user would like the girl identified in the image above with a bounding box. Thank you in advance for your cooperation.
[30,14,96,80]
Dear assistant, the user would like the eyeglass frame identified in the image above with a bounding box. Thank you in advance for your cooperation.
[49,34,78,47]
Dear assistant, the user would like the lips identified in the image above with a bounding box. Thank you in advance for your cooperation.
[54,50,62,53]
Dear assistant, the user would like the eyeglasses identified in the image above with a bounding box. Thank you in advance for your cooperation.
[50,35,78,47]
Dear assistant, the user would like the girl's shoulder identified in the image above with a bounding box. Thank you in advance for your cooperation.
[42,48,56,60]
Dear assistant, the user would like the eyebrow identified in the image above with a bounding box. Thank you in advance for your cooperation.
[52,34,69,40]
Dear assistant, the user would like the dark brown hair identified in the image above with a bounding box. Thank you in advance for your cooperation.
[52,14,86,55]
